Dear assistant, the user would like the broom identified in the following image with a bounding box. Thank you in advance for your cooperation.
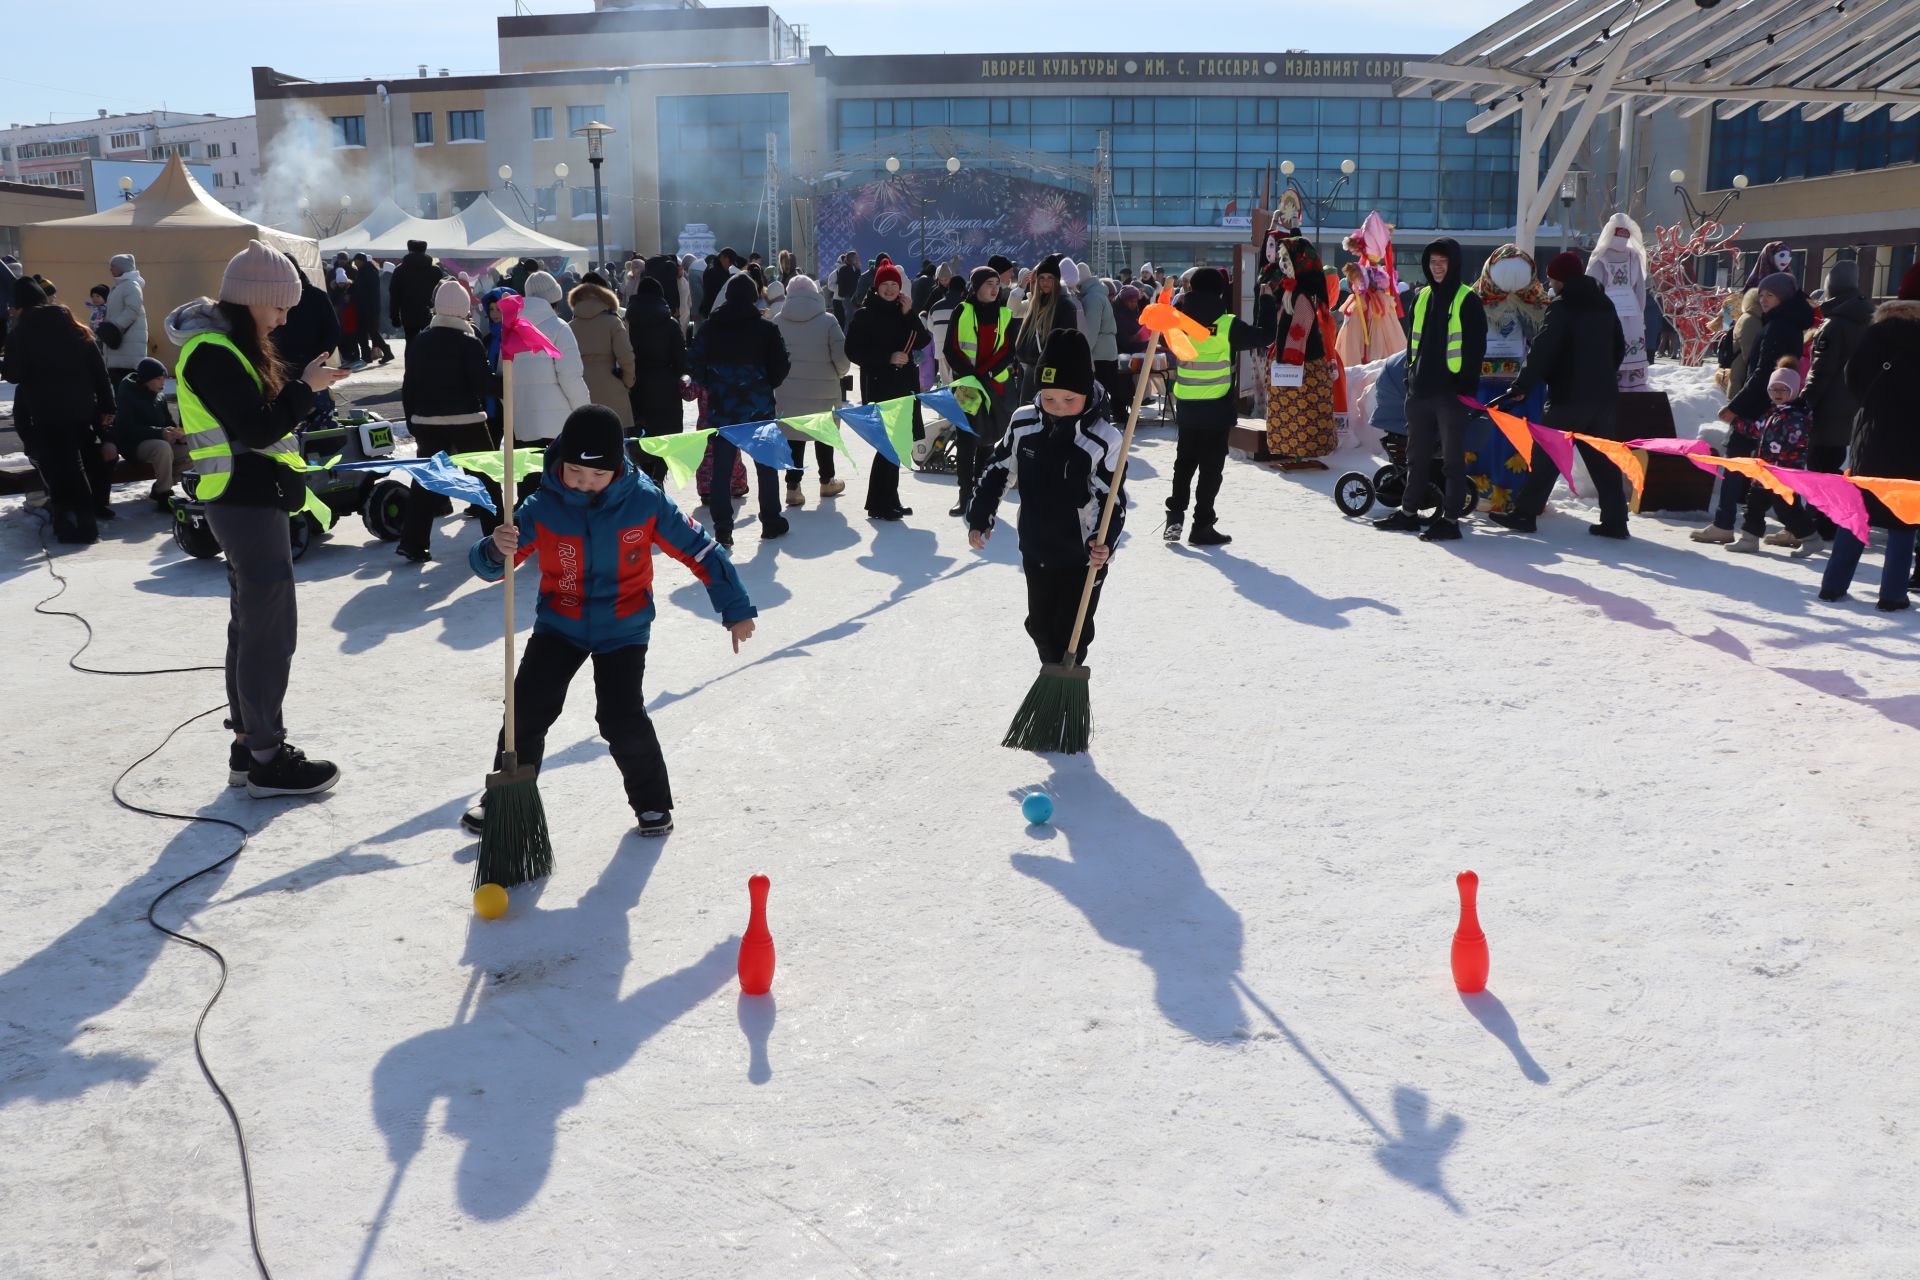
[1002,329,1162,754]
[475,354,553,887]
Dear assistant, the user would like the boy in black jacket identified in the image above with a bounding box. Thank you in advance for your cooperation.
[966,329,1125,668]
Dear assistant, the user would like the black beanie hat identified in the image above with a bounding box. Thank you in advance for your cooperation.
[1036,327,1095,398]
[554,405,626,471]
[988,254,1014,275]
[10,274,48,308]
[968,266,999,295]
[636,276,665,300]
[134,356,168,382]
[1034,253,1063,279]
[1189,267,1229,296]
[724,273,760,306]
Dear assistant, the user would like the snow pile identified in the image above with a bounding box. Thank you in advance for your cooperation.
[2,427,1917,1277]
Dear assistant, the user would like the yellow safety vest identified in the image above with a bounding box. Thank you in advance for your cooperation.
[954,302,1012,388]
[1410,286,1469,375]
[1173,314,1235,401]
[176,331,334,529]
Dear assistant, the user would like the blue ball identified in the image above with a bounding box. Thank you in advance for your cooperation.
[1022,793,1054,825]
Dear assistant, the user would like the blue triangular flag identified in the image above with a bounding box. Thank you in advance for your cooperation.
[834,403,899,466]
[917,388,976,435]
[716,420,797,473]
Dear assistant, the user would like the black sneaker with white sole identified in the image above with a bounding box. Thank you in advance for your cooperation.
[228,742,251,787]
[636,810,674,837]
[244,744,340,798]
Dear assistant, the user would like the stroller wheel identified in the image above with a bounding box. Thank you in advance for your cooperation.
[1458,488,1482,518]
[1333,472,1376,518]
[362,479,409,542]
[289,513,318,561]
[1374,464,1407,512]
[171,507,221,559]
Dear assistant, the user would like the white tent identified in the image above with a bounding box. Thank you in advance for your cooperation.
[321,194,583,261]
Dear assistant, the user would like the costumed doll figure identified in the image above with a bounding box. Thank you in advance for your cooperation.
[1588,214,1651,392]
[1263,202,1345,465]
[1333,211,1407,367]
[1467,244,1550,512]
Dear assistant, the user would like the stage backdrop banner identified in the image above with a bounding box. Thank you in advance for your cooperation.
[816,168,1090,271]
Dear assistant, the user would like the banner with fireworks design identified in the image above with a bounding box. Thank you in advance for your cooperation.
[816,168,1090,270]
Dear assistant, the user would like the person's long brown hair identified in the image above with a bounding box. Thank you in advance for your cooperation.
[215,301,286,400]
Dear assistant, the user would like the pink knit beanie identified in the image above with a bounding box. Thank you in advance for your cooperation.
[220,239,301,308]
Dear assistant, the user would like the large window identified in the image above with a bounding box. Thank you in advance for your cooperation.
[567,105,606,135]
[532,107,552,141]
[657,93,790,250]
[571,186,604,219]
[417,192,439,218]
[451,189,484,212]
[833,93,1516,233]
[109,131,142,150]
[1710,106,1920,187]
[331,115,366,148]
[449,111,485,143]
[413,112,434,145]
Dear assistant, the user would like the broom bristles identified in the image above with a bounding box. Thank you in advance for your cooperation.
[475,777,554,889]
[1002,668,1092,754]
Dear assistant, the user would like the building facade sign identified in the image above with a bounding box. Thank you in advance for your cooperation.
[821,53,1408,88]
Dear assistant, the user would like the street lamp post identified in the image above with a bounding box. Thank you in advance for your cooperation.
[549,162,569,228]
[296,193,354,239]
[885,154,960,263]
[1559,168,1585,253]
[574,120,616,269]
[117,176,135,203]
[1277,158,1356,230]
[497,164,537,227]
[1670,168,1749,231]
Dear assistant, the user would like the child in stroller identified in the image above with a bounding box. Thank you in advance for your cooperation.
[1331,349,1480,519]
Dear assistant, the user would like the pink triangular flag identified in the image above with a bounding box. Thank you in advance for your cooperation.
[497,294,560,361]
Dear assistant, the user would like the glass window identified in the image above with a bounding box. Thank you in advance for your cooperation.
[416,192,438,218]
[571,186,603,218]
[841,99,875,127]
[330,115,366,148]
[449,111,485,142]
[1033,97,1070,124]
[1195,98,1234,125]
[991,98,1009,125]
[1031,126,1070,151]
[568,105,606,134]
[1277,100,1315,125]
[1154,169,1194,195]
[1401,99,1436,126]
[1010,98,1031,124]
[1113,98,1133,124]
[1196,126,1236,153]
[913,99,946,126]
[451,189,484,211]
[951,99,988,126]
[413,112,435,145]
[531,107,552,140]
[658,93,790,249]
[1073,98,1112,124]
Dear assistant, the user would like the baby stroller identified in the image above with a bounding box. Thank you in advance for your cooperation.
[1333,431,1481,520]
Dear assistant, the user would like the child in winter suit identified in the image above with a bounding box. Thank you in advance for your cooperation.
[1728,358,1821,557]
[463,406,757,838]
[966,328,1126,667]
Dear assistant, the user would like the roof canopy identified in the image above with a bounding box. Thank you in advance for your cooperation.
[1394,0,1920,250]
[321,194,585,261]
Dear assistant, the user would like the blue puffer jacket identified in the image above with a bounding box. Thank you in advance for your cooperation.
[469,450,755,654]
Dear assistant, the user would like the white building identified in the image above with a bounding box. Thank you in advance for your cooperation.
[0,111,259,213]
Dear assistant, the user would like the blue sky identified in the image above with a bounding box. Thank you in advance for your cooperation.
[0,0,1519,127]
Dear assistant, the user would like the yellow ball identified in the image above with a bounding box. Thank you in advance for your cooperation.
[473,883,509,920]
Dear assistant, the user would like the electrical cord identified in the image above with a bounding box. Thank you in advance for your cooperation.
[25,507,276,1279]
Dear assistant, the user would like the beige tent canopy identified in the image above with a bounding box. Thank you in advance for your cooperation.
[18,154,320,368]
[321,194,584,261]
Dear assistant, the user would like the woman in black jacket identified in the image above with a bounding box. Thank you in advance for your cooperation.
[167,241,350,797]
[396,278,495,561]
[1819,282,1920,610]
[2,274,115,543]
[626,276,691,484]
[842,262,931,520]
[688,273,790,545]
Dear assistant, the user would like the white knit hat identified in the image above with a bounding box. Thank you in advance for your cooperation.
[433,278,470,317]
[220,240,301,308]
[524,270,563,303]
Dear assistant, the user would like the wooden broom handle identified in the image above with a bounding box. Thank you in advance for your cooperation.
[501,358,518,759]
[1063,330,1161,659]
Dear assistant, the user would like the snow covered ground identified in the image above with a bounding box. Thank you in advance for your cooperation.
[3,369,1917,1278]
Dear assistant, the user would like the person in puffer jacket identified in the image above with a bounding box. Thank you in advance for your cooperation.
[689,272,792,545]
[966,329,1126,668]
[465,406,757,838]
[1725,359,1818,557]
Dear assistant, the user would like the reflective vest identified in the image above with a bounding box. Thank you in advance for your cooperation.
[954,302,1012,389]
[176,331,335,529]
[1173,314,1235,401]
[1410,286,1469,375]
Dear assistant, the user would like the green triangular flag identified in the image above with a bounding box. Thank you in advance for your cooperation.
[634,428,716,491]
[782,411,849,456]
[450,446,546,485]
[878,397,917,472]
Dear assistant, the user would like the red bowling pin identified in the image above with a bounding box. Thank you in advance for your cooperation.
[738,874,775,995]
[1451,870,1489,994]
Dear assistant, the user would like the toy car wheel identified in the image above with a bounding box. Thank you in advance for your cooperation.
[289,513,317,561]
[1333,472,1376,518]
[1373,465,1407,511]
[362,479,409,542]
[1458,488,1482,518]
[171,509,221,559]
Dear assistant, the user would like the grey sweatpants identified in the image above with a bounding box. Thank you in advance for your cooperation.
[204,503,298,752]
[1401,392,1470,519]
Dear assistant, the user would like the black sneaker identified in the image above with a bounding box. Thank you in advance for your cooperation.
[1489,512,1536,532]
[395,545,432,563]
[1373,510,1425,532]
[948,501,968,517]
[245,743,339,798]
[1163,515,1183,542]
[1818,588,1849,603]
[868,506,912,521]
[1877,598,1912,613]
[636,810,674,837]
[760,514,790,539]
[714,531,734,549]
[461,802,487,834]
[95,505,117,521]
[1188,525,1232,546]
[228,742,251,787]
[1419,517,1463,542]
[1589,523,1630,540]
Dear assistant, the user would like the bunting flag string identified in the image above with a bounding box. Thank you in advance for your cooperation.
[1464,398,1916,546]
[716,421,802,473]
[334,452,503,514]
[833,403,899,467]
[917,387,977,435]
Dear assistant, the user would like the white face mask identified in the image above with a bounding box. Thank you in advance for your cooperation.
[1774,250,1792,269]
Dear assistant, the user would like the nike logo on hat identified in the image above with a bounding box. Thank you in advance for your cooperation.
[579,452,604,459]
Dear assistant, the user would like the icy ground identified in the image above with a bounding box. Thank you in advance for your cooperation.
[2,366,1917,1278]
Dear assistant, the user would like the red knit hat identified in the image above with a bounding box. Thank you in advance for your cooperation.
[1546,251,1584,284]
[1900,263,1920,301]
[874,261,904,290]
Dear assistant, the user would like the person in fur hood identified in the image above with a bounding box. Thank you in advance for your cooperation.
[567,279,637,428]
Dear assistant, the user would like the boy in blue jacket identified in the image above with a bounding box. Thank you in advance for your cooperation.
[462,406,757,838]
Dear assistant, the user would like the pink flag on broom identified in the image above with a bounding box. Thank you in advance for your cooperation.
[497,294,560,360]
[1770,468,1871,544]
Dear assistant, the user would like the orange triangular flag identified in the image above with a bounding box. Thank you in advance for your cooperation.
[1572,434,1646,499]
[1849,476,1920,524]
[1485,405,1534,466]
